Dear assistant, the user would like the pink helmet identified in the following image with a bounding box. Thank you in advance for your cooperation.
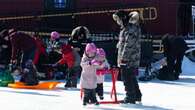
[50,31,60,40]
[96,48,106,57]
[85,43,97,54]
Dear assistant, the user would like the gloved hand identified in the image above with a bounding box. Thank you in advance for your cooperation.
[52,63,58,67]
[91,59,101,65]
[96,69,110,75]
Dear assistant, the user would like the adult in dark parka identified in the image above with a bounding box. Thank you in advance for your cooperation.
[162,35,188,80]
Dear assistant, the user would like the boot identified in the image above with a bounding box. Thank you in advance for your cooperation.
[64,81,71,88]
[71,79,77,88]
[134,76,142,102]
[71,83,77,88]
[83,89,90,105]
[83,97,89,106]
[122,96,136,104]
[135,94,142,102]
[96,83,104,100]
[121,67,137,104]
[99,96,104,100]
[90,89,99,105]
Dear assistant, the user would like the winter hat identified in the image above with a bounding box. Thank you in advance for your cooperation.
[50,31,60,40]
[8,28,17,36]
[61,44,72,53]
[85,43,97,54]
[129,11,139,24]
[113,10,129,25]
[71,26,90,40]
[96,48,106,57]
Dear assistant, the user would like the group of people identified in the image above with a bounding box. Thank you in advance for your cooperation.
[0,26,89,84]
[0,10,143,105]
[0,9,188,106]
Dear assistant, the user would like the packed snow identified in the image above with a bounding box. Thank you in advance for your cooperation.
[0,56,195,110]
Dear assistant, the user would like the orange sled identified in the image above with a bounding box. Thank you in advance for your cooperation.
[8,81,60,90]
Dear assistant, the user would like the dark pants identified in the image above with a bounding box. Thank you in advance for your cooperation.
[21,48,36,68]
[66,66,81,86]
[167,53,184,77]
[96,83,103,97]
[83,88,98,104]
[120,66,142,101]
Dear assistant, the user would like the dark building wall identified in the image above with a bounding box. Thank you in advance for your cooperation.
[0,0,193,36]
[177,0,195,35]
[0,0,44,17]
[76,0,149,10]
[149,0,178,35]
[75,0,179,35]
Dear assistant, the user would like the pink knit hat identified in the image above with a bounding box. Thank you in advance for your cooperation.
[85,43,97,54]
[96,48,106,57]
[50,31,60,40]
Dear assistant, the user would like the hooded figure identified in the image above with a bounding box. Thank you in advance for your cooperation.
[95,48,110,100]
[113,10,142,104]
[68,26,92,56]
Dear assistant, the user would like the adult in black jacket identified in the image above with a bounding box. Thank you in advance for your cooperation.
[68,26,92,56]
[162,35,188,79]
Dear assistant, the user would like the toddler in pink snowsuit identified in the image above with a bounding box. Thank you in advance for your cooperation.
[95,48,110,100]
[80,43,100,105]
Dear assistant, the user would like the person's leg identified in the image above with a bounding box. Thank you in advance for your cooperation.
[90,89,99,105]
[96,83,104,100]
[70,67,80,88]
[133,68,142,102]
[65,69,71,88]
[120,66,128,91]
[166,54,178,80]
[83,89,90,105]
[21,52,29,69]
[166,54,175,73]
[22,48,36,69]
[120,66,136,104]
[174,53,184,79]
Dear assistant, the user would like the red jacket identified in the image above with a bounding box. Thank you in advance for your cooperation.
[33,37,47,64]
[57,52,75,68]
[57,44,75,68]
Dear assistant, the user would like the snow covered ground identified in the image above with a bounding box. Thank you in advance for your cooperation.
[0,56,195,110]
